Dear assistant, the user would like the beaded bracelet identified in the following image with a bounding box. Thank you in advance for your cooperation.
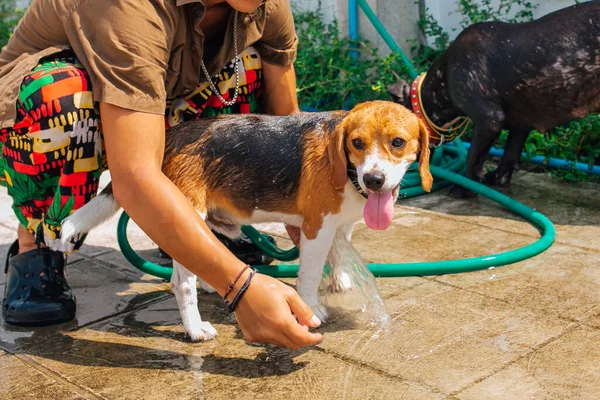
[225,268,257,313]
[223,264,250,301]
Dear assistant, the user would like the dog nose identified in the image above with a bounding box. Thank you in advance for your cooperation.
[363,172,385,191]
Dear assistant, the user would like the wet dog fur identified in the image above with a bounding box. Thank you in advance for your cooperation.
[57,101,432,342]
[388,1,600,197]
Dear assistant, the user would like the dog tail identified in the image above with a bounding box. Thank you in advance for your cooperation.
[60,183,121,247]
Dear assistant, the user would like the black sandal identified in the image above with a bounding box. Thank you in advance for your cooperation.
[214,231,276,266]
[157,231,276,266]
[2,240,76,327]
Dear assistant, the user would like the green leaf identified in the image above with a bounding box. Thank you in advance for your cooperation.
[58,194,75,221]
[46,192,63,223]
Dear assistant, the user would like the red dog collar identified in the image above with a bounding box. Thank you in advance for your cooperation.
[410,73,438,144]
[410,73,471,146]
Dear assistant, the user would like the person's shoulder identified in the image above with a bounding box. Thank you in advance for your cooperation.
[56,0,178,16]
[72,0,181,37]
[73,0,180,21]
[264,0,293,19]
[265,0,291,7]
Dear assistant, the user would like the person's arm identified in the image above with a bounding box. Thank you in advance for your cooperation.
[261,61,300,115]
[255,0,300,116]
[261,60,303,245]
[100,103,322,349]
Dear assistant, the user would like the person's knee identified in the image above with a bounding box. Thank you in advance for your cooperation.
[23,59,96,119]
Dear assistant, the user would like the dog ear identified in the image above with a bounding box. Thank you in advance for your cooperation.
[417,119,433,192]
[327,120,348,190]
[387,82,411,108]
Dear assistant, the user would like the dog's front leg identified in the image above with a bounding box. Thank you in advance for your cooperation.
[296,228,336,322]
[328,223,357,293]
[171,260,218,342]
[450,106,505,198]
[484,128,529,186]
[340,222,356,242]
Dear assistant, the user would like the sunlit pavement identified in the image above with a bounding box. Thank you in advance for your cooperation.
[1,168,599,399]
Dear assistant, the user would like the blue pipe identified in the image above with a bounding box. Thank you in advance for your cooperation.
[349,0,358,40]
[348,0,359,60]
[347,0,418,78]
[457,142,600,176]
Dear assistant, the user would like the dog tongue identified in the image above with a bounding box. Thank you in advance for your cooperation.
[363,191,395,230]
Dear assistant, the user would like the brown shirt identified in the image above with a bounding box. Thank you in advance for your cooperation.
[0,0,298,128]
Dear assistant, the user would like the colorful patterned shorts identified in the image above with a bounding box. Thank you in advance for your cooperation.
[0,47,263,252]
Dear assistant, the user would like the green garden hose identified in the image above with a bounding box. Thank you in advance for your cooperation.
[116,139,555,281]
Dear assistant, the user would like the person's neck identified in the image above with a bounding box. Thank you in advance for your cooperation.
[199,2,231,41]
[203,0,226,9]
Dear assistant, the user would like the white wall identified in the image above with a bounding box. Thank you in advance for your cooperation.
[291,0,340,23]
[291,0,586,55]
[290,0,421,56]
[426,0,582,43]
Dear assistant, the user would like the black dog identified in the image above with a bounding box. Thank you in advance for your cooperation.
[389,1,600,197]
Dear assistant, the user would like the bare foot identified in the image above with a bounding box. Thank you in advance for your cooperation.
[17,224,43,254]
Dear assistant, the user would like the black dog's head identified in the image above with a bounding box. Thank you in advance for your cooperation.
[387,81,412,109]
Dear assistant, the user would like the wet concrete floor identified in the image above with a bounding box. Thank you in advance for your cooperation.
[1,168,599,399]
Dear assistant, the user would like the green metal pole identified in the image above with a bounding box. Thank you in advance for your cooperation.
[356,0,419,79]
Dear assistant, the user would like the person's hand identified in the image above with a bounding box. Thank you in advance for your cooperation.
[234,273,323,349]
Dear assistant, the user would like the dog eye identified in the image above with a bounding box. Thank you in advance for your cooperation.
[352,139,364,150]
[392,138,406,148]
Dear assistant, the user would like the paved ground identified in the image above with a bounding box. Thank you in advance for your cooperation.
[1,168,599,400]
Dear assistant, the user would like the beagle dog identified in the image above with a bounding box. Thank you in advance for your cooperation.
[57,100,433,341]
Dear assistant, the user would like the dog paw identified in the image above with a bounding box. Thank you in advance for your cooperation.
[187,321,218,342]
[60,219,80,244]
[57,221,85,252]
[330,272,355,293]
[310,304,329,323]
[449,184,477,199]
[46,233,80,253]
[483,170,512,187]
[197,279,217,294]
